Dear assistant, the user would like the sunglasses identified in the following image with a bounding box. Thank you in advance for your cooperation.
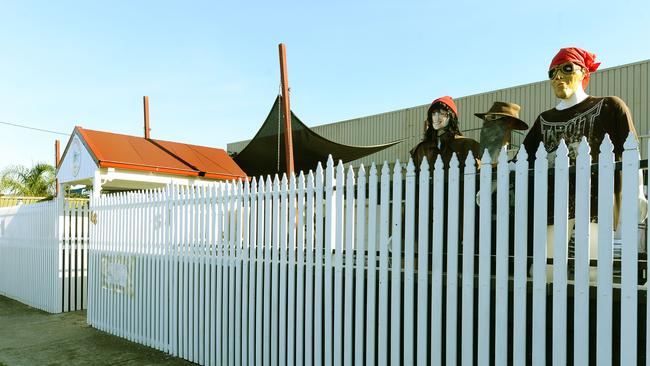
[548,63,583,79]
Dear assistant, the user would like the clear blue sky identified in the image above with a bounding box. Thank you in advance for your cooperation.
[1,0,649,171]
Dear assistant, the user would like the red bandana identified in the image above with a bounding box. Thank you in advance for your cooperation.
[549,47,601,90]
[430,95,458,117]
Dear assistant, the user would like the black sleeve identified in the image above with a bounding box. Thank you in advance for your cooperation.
[609,96,637,157]
[520,116,542,166]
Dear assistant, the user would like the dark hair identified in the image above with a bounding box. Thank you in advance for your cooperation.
[424,102,461,143]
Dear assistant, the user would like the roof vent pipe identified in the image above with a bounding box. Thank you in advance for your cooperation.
[143,96,151,139]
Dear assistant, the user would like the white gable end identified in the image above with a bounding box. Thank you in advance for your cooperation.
[57,134,98,184]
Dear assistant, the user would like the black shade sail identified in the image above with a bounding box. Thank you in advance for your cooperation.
[233,96,403,178]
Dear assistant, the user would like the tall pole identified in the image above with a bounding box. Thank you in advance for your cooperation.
[55,140,60,196]
[278,43,295,175]
[143,96,151,139]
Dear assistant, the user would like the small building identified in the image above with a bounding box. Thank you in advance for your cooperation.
[56,126,247,196]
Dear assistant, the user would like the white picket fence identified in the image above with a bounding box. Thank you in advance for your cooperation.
[0,199,89,313]
[87,134,648,365]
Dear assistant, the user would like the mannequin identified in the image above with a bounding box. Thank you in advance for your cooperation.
[521,47,647,279]
[410,95,480,169]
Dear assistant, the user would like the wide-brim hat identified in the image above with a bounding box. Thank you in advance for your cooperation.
[474,101,528,130]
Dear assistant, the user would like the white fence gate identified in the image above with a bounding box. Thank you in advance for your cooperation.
[0,199,89,313]
[88,134,648,365]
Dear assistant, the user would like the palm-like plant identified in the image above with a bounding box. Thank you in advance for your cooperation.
[0,163,56,197]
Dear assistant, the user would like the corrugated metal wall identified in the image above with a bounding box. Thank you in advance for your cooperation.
[228,59,650,167]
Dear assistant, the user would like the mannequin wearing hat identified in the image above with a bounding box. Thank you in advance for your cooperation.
[475,101,528,163]
[521,47,647,280]
[410,96,481,169]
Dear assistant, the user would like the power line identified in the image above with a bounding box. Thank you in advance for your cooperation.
[0,121,70,136]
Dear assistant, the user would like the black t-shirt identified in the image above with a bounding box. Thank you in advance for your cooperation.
[521,95,638,221]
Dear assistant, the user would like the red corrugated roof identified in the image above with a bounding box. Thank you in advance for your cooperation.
[75,126,247,180]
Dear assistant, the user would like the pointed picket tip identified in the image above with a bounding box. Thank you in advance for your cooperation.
[480,148,492,165]
[393,159,402,178]
[289,173,296,190]
[556,139,569,157]
[497,146,509,166]
[316,161,324,173]
[381,161,390,176]
[624,131,638,150]
[535,142,548,159]
[327,155,334,169]
[346,165,355,186]
[273,174,281,189]
[307,170,315,187]
[516,146,528,161]
[370,162,377,176]
[358,164,366,177]
[337,160,345,173]
[600,133,614,154]
[434,155,444,170]
[449,152,459,169]
[464,150,474,167]
[347,164,355,176]
[251,178,258,195]
[298,171,305,185]
[420,156,430,172]
[577,136,590,156]
[406,157,416,172]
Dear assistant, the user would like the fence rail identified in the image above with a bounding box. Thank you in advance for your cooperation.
[0,199,89,313]
[88,134,648,365]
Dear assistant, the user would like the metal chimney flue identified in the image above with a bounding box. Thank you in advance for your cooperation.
[143,96,151,139]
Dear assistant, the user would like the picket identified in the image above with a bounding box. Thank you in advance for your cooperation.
[477,150,492,366]
[574,139,592,365]
[344,165,355,366]
[553,140,570,366]
[621,133,640,366]
[513,147,529,366]
[461,153,476,366]
[354,165,367,366]
[446,154,460,366]
[365,164,378,366]
[391,160,402,366]
[532,144,549,366]
[416,157,430,366]
[378,162,390,366]
[431,156,444,366]
[403,159,415,366]
[495,147,509,366]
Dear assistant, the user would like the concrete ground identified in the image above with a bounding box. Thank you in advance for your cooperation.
[0,295,194,366]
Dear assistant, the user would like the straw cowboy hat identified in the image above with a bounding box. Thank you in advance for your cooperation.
[474,101,529,130]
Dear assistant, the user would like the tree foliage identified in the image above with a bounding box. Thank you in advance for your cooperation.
[0,163,56,197]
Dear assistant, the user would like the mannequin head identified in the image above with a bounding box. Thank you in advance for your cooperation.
[430,107,451,130]
[425,96,459,138]
[549,62,586,99]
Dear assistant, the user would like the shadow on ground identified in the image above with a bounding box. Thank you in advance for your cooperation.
[0,295,194,366]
